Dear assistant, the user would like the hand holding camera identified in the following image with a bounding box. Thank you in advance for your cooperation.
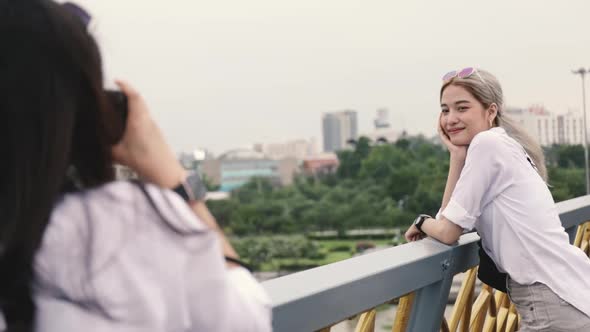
[110,80,186,188]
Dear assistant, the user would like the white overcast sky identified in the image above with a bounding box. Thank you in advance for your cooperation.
[72,0,590,154]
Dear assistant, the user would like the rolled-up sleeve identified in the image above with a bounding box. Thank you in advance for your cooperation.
[442,132,512,230]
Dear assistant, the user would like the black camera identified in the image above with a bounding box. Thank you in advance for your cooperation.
[105,89,128,143]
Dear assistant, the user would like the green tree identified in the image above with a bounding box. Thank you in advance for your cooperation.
[336,136,373,179]
[201,173,220,191]
[545,144,585,168]
[548,167,585,201]
[207,139,584,237]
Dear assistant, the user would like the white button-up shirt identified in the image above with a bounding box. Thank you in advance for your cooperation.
[0,182,271,332]
[442,127,590,317]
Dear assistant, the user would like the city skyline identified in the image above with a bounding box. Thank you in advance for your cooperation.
[73,0,590,154]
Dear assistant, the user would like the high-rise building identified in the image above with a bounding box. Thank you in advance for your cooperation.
[178,149,214,172]
[362,108,401,143]
[322,110,358,152]
[374,108,391,129]
[505,106,585,146]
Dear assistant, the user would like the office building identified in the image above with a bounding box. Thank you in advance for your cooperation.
[253,139,317,160]
[201,148,299,192]
[322,110,358,152]
[505,106,584,146]
[374,108,391,129]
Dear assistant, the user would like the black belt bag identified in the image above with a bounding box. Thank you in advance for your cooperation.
[476,239,507,293]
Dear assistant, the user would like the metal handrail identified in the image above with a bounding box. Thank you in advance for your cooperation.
[262,195,590,331]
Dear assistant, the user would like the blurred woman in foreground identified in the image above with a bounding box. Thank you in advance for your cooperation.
[0,1,272,331]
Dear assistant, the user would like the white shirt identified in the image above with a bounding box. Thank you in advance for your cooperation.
[441,127,590,316]
[2,181,272,332]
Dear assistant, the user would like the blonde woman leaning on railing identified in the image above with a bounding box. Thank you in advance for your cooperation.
[404,68,590,331]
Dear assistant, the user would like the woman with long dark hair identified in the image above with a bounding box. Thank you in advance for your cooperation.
[0,1,271,331]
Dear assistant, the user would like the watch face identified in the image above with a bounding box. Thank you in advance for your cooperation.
[414,215,421,225]
[186,173,207,201]
[414,214,429,233]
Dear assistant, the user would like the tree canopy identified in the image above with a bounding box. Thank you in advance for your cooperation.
[207,138,585,236]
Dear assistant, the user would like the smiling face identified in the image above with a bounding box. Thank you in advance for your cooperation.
[440,84,497,146]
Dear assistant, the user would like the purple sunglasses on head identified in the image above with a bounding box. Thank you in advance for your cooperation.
[442,67,477,82]
[442,67,497,100]
[61,2,91,28]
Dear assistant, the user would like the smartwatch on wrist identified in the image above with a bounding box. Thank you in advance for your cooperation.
[413,214,432,234]
[173,172,208,202]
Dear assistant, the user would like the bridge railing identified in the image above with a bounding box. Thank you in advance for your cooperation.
[262,195,590,331]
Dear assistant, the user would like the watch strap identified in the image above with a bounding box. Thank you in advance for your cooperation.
[173,172,207,202]
[224,256,252,272]
[173,181,192,202]
[415,214,431,234]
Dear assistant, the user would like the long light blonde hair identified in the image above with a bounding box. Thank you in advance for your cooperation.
[440,69,547,181]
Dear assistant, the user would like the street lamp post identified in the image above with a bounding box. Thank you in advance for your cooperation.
[572,67,590,195]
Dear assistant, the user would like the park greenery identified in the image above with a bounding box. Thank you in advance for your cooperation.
[206,136,587,271]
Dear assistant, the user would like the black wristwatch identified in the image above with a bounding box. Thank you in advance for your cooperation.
[173,172,208,202]
[413,214,432,234]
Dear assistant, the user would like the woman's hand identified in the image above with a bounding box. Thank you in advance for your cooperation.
[404,224,426,242]
[438,114,467,162]
[111,80,186,188]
